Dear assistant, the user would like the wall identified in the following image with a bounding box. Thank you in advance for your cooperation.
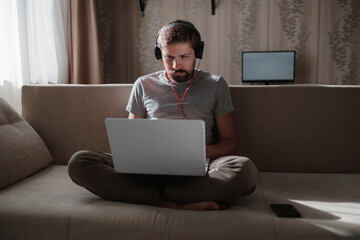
[96,0,360,85]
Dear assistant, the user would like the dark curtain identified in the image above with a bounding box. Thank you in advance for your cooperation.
[68,0,102,84]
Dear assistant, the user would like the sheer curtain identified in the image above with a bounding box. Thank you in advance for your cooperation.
[0,0,68,113]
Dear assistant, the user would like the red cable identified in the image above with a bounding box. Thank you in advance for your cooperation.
[165,60,201,118]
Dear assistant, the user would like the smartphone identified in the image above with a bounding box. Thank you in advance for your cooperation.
[270,204,301,218]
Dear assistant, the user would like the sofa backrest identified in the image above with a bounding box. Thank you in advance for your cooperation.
[230,85,360,173]
[22,85,131,166]
[22,84,360,173]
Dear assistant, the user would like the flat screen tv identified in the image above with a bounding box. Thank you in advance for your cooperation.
[242,51,296,84]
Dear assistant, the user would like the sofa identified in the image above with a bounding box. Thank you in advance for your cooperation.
[0,84,359,240]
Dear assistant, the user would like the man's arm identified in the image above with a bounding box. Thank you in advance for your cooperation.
[206,112,238,159]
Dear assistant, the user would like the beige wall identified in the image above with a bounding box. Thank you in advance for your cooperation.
[97,0,360,85]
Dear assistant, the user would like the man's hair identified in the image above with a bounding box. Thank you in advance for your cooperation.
[156,20,200,50]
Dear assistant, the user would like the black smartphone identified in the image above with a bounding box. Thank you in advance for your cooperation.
[270,204,301,218]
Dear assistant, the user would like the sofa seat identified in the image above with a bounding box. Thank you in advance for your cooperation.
[260,172,360,239]
[1,165,359,240]
[0,165,274,240]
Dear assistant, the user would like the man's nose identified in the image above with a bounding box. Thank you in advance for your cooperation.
[172,58,181,70]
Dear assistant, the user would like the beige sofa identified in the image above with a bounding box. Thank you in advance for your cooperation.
[0,84,359,240]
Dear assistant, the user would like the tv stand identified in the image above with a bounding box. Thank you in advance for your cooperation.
[251,82,270,85]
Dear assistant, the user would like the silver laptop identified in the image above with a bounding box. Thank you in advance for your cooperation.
[105,118,208,176]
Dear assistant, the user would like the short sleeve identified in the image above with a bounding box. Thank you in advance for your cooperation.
[126,79,146,117]
[214,77,234,118]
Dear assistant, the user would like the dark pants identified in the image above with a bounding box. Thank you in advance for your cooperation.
[67,150,258,205]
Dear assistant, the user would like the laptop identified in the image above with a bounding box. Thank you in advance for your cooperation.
[105,118,208,176]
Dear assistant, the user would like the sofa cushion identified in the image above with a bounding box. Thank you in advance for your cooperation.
[0,165,275,240]
[1,165,359,240]
[21,84,133,165]
[0,97,52,189]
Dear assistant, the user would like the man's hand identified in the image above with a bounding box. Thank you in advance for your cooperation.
[128,113,142,119]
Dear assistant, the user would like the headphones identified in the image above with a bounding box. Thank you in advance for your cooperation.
[154,22,205,60]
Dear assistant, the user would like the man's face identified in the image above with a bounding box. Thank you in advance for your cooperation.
[161,41,196,83]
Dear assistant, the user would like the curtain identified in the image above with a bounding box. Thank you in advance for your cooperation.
[68,0,102,84]
[0,0,68,113]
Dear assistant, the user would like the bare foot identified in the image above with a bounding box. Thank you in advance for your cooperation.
[157,196,226,211]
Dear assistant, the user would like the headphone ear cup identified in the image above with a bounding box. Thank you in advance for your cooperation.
[154,45,162,60]
[195,41,205,59]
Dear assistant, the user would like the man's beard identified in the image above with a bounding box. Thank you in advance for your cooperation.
[168,69,194,83]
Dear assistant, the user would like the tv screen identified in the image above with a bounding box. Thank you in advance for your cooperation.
[242,51,296,84]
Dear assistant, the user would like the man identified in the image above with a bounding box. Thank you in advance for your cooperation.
[68,20,258,211]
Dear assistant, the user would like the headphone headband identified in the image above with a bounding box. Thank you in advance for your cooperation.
[157,22,202,43]
[154,22,204,60]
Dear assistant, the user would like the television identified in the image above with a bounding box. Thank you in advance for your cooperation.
[242,51,296,84]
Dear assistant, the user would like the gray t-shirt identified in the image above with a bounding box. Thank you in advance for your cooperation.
[126,70,234,144]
